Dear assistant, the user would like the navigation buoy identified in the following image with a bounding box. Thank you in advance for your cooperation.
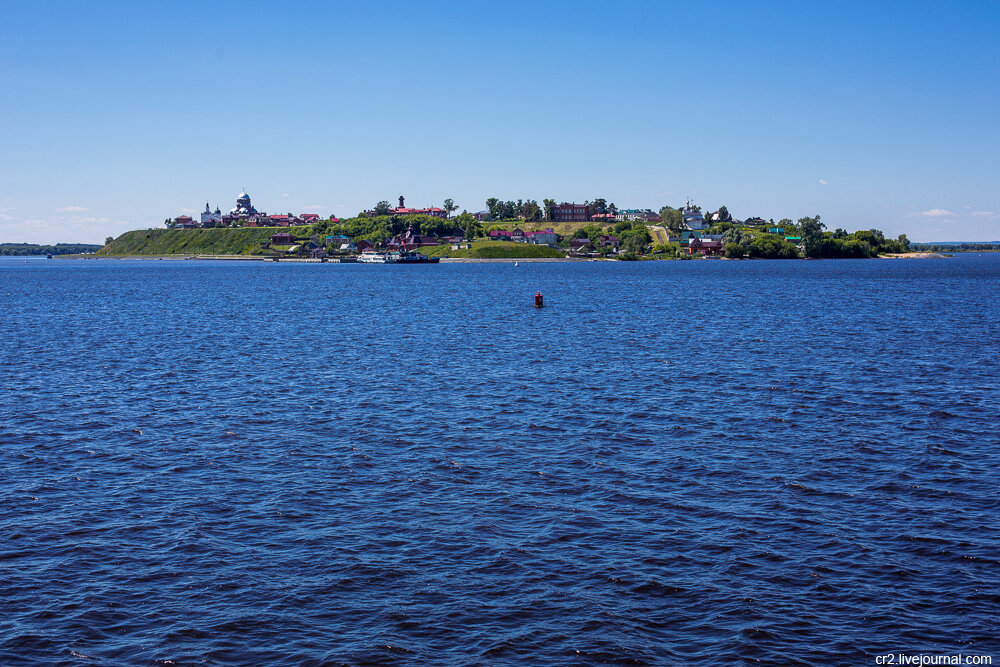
[534,292,544,308]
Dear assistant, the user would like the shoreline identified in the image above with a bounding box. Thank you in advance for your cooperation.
[64,252,952,263]
[877,252,946,259]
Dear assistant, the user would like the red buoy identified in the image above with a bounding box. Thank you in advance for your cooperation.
[534,292,544,308]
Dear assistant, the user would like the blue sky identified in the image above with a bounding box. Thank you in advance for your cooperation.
[1,0,997,243]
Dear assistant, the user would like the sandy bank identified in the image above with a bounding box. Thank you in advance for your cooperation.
[879,252,946,259]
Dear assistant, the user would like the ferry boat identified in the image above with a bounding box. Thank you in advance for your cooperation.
[357,251,393,264]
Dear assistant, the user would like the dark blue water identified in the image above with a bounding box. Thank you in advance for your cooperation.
[2,255,998,665]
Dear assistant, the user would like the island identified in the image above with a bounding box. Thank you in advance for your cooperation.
[97,191,936,261]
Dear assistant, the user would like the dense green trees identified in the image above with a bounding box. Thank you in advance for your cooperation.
[0,243,103,256]
[798,215,825,257]
[481,197,544,221]
[748,235,800,259]
[373,201,391,216]
[313,214,464,242]
[543,199,556,221]
[659,206,684,232]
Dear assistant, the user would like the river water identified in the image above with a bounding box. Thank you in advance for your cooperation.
[1,255,998,665]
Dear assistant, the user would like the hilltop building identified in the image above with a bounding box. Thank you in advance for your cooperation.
[683,201,707,230]
[223,190,268,226]
[201,203,223,228]
[616,209,661,223]
[365,196,447,218]
[551,202,589,222]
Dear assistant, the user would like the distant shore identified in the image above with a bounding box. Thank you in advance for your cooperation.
[878,252,946,259]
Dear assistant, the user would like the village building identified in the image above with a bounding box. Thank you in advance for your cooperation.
[201,203,223,227]
[551,202,589,222]
[688,238,723,256]
[222,191,268,227]
[525,229,558,245]
[569,237,595,254]
[683,201,707,230]
[599,235,620,251]
[365,196,448,218]
[616,209,660,223]
[387,224,441,250]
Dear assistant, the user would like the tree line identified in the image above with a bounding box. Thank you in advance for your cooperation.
[0,243,103,256]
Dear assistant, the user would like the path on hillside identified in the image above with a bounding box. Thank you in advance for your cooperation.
[649,225,670,245]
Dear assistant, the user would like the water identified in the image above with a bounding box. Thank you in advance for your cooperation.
[2,255,998,665]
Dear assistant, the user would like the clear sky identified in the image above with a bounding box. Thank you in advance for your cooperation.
[1,0,998,243]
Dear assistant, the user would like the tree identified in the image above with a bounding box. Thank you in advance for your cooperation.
[797,215,825,257]
[164,218,175,229]
[443,198,457,218]
[724,242,744,259]
[608,203,618,215]
[105,236,114,245]
[543,198,556,221]
[374,201,391,216]
[522,199,542,221]
[659,206,684,233]
[589,198,608,216]
[485,198,500,221]
[453,212,480,238]
[897,233,910,251]
[717,205,732,222]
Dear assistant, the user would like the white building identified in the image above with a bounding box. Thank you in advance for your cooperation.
[616,209,659,222]
[683,201,707,230]
[201,203,223,227]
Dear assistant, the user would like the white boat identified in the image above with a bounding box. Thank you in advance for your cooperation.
[357,251,392,264]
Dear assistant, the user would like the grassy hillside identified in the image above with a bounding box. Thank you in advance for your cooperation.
[419,240,564,259]
[99,226,313,256]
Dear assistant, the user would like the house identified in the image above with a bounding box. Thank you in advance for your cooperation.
[768,227,785,235]
[355,240,376,253]
[590,213,617,223]
[616,209,660,223]
[271,232,296,245]
[599,235,620,250]
[511,228,526,242]
[569,237,595,254]
[300,213,320,222]
[387,224,440,250]
[688,238,723,256]
[525,229,558,245]
[744,217,765,227]
[175,215,199,229]
[268,214,294,226]
[551,202,589,222]
[489,230,514,241]
[325,234,354,252]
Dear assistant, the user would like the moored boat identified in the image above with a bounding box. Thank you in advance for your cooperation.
[357,251,393,264]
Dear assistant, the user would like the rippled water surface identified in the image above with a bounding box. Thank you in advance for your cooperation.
[2,255,998,665]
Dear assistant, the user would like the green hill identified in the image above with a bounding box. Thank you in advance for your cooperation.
[99,226,313,256]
